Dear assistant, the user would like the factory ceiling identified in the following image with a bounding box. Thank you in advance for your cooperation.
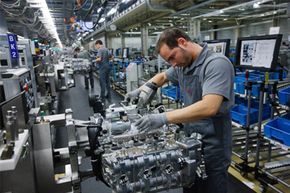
[0,0,289,47]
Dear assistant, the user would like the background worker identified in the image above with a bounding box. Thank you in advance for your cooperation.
[74,47,95,89]
[95,40,113,100]
[125,28,235,193]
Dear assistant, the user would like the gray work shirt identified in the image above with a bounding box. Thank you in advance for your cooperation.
[165,44,234,171]
[78,50,91,60]
[97,47,111,70]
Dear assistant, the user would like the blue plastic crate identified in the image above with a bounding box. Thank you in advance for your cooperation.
[264,117,290,146]
[161,85,181,100]
[235,95,246,105]
[231,104,271,126]
[278,86,290,106]
[234,75,261,95]
[281,113,290,120]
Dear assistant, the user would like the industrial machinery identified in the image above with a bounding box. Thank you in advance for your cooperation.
[0,46,12,71]
[87,102,207,193]
[32,109,80,193]
[54,62,75,90]
[1,68,36,111]
[71,58,91,73]
[126,61,143,92]
[24,95,206,193]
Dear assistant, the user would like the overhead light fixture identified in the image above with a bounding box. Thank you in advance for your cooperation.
[253,2,260,9]
[208,20,212,23]
[223,18,228,21]
[99,18,105,23]
[97,7,102,13]
[27,0,62,48]
[219,10,224,13]
[107,7,117,16]
[253,2,261,8]
[191,0,272,20]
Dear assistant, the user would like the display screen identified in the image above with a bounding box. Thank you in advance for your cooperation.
[204,39,230,57]
[235,34,282,70]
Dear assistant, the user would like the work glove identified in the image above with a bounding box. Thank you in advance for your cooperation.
[134,113,168,132]
[137,82,158,108]
[124,89,141,103]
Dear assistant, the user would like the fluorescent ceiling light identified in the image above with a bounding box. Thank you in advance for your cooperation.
[99,18,105,23]
[124,32,141,35]
[27,0,62,48]
[107,7,117,16]
[253,3,261,8]
[191,0,272,20]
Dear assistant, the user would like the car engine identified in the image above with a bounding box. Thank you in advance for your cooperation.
[87,101,207,193]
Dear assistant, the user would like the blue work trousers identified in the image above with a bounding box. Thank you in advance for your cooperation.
[99,68,111,99]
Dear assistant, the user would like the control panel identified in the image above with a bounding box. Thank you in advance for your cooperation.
[1,68,35,111]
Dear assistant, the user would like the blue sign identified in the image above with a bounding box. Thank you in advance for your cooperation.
[7,33,19,59]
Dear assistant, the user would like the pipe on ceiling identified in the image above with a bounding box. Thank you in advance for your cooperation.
[170,0,218,16]
[145,0,176,13]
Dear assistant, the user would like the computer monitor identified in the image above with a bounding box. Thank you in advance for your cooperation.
[0,92,28,131]
[204,39,230,57]
[235,34,282,70]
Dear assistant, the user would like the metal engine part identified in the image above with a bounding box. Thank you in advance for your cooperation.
[88,103,206,193]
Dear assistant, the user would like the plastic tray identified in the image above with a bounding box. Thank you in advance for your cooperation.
[264,117,290,146]
[231,104,271,126]
[278,86,290,106]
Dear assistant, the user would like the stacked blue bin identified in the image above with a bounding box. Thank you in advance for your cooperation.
[161,85,182,101]
[264,113,290,146]
[234,74,263,97]
[278,86,290,106]
[234,70,287,98]
[231,103,271,126]
[263,85,290,146]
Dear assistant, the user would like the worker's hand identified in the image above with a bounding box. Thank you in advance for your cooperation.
[134,113,168,132]
[137,82,158,108]
[124,89,141,103]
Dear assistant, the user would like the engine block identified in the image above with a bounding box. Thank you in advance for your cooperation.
[90,104,206,193]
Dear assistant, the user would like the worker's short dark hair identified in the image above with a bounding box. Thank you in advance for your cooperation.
[156,28,191,54]
[95,40,103,45]
[74,47,80,52]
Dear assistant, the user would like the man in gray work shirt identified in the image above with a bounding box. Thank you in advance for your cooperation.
[126,28,234,193]
[95,40,112,100]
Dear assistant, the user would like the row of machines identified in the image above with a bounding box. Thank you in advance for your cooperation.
[0,36,77,192]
